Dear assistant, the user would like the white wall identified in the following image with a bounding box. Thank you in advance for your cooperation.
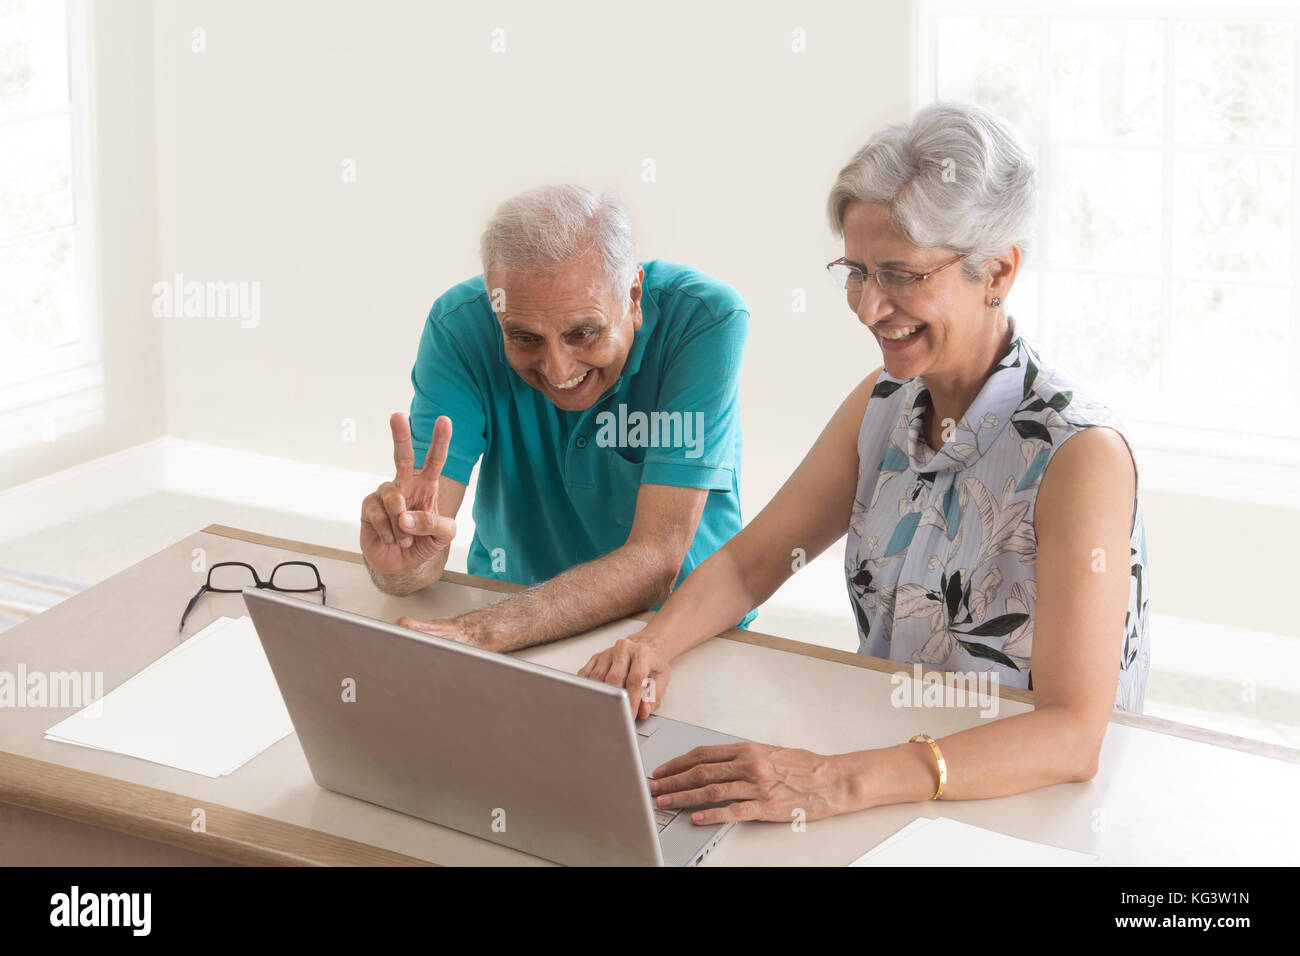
[150,0,910,493]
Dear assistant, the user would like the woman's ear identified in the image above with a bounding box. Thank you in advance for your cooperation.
[987,246,1022,303]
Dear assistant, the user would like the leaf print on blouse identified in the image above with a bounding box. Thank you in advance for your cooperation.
[917,483,964,549]
[851,458,911,544]
[885,510,923,553]
[1000,578,1036,665]
[1023,389,1074,418]
[945,441,978,464]
[969,564,1002,621]
[908,567,1027,670]
[871,378,905,400]
[861,422,912,519]
[1019,351,1042,399]
[845,558,900,643]
[1010,374,1073,446]
[959,476,1037,567]
[1017,444,1052,492]
[1123,546,1143,671]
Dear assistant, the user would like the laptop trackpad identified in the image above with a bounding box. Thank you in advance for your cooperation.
[636,715,745,776]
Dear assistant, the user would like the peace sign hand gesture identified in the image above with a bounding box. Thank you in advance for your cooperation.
[360,412,457,577]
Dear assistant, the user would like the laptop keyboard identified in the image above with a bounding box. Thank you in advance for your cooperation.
[654,805,681,831]
[639,717,682,831]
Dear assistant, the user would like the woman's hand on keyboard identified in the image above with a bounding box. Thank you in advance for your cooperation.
[578,631,672,720]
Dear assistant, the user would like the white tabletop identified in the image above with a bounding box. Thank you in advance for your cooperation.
[2,527,1296,866]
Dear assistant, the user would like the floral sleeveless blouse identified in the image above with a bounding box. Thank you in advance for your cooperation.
[844,319,1151,712]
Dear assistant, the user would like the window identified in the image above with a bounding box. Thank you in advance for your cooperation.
[915,0,1300,473]
[0,0,101,451]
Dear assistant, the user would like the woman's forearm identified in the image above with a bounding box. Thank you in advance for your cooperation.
[639,542,762,659]
[844,706,1104,810]
[637,380,869,663]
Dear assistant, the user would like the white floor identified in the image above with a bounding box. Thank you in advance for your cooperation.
[2,490,1297,751]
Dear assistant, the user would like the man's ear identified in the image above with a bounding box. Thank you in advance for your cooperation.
[629,266,645,330]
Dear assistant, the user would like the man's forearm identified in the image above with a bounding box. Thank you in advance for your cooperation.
[364,549,451,597]
[455,542,678,652]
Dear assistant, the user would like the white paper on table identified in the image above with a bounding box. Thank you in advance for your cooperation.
[44,615,294,777]
[850,816,1100,866]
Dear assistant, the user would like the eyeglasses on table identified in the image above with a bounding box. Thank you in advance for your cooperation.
[179,560,326,632]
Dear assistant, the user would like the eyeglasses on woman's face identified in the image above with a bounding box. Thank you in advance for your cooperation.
[826,252,969,299]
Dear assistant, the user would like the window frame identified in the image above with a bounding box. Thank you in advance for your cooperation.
[0,0,103,429]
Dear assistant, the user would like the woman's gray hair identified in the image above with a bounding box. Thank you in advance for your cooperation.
[827,100,1037,281]
[480,184,637,296]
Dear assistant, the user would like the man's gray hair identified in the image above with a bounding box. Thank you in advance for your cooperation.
[827,100,1037,281]
[480,184,637,296]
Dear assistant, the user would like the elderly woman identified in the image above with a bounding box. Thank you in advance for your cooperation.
[579,100,1151,825]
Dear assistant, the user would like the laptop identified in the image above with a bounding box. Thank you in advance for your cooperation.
[242,587,743,866]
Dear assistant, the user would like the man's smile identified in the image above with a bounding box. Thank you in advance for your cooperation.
[545,367,594,394]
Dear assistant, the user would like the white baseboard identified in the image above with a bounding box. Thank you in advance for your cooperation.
[162,438,389,526]
[0,438,169,542]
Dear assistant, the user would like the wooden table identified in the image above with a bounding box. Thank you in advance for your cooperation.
[1,525,1296,866]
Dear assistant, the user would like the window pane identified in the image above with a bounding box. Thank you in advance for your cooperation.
[1007,266,1040,341]
[937,17,1042,142]
[1175,21,1295,146]
[1173,152,1291,279]
[0,115,74,240]
[1171,282,1289,407]
[1051,19,1164,143]
[0,0,69,120]
[1049,147,1162,269]
[0,233,77,361]
[1044,273,1162,391]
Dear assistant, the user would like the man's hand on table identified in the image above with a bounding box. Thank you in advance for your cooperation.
[361,412,457,585]
[393,614,495,650]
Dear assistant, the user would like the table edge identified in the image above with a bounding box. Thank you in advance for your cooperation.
[0,752,433,866]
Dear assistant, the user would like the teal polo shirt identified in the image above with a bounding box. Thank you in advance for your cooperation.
[408,259,754,629]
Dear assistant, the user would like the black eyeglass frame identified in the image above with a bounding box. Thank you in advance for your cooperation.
[178,560,326,632]
[826,252,970,296]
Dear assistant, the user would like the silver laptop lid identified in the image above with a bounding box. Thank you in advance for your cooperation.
[243,588,663,866]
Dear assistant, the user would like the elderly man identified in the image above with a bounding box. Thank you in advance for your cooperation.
[360,184,753,652]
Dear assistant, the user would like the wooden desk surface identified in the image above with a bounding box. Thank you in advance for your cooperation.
[1,525,1297,866]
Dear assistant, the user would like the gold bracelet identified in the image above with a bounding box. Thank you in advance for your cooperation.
[909,733,947,800]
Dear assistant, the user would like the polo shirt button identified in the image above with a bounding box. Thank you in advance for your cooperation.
[576,436,588,449]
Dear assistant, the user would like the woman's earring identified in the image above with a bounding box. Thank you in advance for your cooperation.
[990,296,1002,307]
